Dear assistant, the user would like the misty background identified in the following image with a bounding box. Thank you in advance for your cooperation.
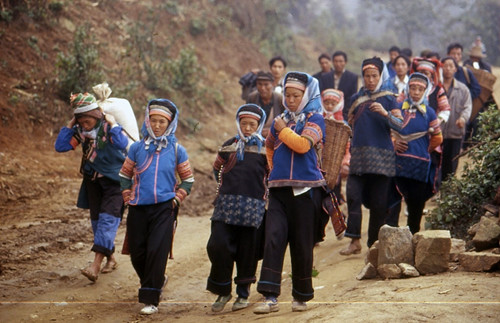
[228,0,499,72]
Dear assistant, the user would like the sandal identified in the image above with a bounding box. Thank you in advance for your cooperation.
[101,260,118,273]
[81,266,99,282]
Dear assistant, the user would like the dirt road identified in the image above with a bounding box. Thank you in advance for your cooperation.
[0,177,498,322]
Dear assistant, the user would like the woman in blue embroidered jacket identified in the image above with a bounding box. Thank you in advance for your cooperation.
[206,104,268,313]
[340,57,403,255]
[119,99,194,315]
[254,72,325,314]
[374,73,443,233]
[55,92,128,282]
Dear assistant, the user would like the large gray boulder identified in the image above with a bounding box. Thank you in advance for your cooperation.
[472,216,500,251]
[413,230,451,274]
[378,225,414,266]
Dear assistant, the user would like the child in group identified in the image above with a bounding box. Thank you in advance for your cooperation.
[119,99,194,315]
[55,92,128,282]
[255,71,325,314]
[321,88,344,121]
[321,88,350,198]
[372,73,442,233]
[206,104,268,313]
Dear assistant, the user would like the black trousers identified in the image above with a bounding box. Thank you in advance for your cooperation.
[395,177,429,234]
[257,187,317,302]
[127,200,175,306]
[345,174,390,247]
[442,138,462,181]
[206,221,258,298]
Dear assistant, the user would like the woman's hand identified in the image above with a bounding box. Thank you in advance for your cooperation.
[394,139,408,153]
[67,117,76,128]
[105,114,117,126]
[369,102,388,117]
[456,117,465,129]
[274,116,287,133]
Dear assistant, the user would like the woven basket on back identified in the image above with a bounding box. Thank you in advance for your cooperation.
[465,65,497,118]
[322,118,352,190]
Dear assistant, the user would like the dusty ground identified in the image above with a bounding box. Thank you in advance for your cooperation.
[0,137,499,323]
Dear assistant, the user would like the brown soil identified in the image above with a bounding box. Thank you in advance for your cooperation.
[1,1,500,322]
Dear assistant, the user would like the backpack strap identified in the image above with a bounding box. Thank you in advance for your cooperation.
[462,66,471,85]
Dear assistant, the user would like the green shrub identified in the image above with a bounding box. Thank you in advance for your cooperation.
[56,24,104,100]
[48,1,64,14]
[162,1,180,15]
[189,18,207,36]
[427,106,500,238]
[169,46,203,95]
[0,9,13,22]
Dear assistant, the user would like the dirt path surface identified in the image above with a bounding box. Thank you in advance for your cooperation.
[0,143,499,323]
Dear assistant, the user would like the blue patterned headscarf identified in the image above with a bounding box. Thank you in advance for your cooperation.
[141,98,178,152]
[281,71,322,134]
[235,104,266,161]
[405,72,432,114]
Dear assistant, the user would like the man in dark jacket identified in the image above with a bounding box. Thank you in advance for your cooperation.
[331,51,359,120]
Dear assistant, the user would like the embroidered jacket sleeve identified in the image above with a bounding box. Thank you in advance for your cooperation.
[435,87,451,123]
[278,117,323,154]
[384,97,403,131]
[212,138,234,179]
[174,145,195,205]
[265,129,276,169]
[54,127,80,152]
[119,143,139,204]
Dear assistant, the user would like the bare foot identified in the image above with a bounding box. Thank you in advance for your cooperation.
[339,239,362,256]
[101,259,118,273]
[81,265,99,282]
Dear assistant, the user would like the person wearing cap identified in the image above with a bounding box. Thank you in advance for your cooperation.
[119,99,194,315]
[340,57,403,255]
[247,71,285,137]
[206,104,269,313]
[441,57,472,181]
[255,71,325,314]
[55,92,129,282]
[464,46,492,73]
[372,73,443,233]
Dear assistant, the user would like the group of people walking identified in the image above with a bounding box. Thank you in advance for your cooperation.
[54,38,491,315]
